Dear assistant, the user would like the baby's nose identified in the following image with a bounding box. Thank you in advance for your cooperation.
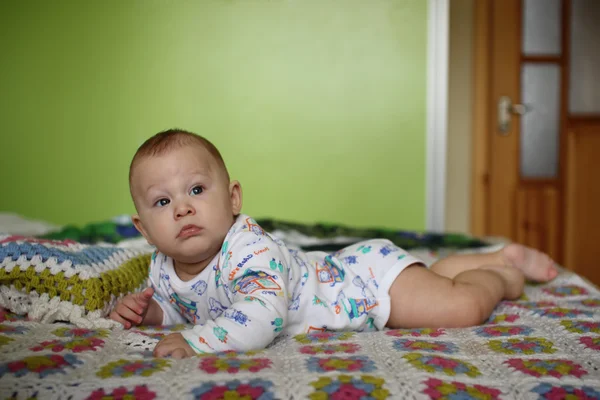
[175,203,195,218]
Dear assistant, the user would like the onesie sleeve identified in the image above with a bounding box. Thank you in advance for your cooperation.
[179,231,290,353]
[147,252,186,325]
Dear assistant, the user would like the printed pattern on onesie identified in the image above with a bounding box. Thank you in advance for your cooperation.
[149,216,293,353]
[148,215,423,353]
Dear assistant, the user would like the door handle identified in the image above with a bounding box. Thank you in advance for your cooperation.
[498,96,532,135]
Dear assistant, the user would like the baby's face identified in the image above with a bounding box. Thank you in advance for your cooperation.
[130,144,241,266]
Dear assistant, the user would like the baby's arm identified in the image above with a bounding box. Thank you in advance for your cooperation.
[153,294,286,357]
[109,287,163,328]
[194,293,284,352]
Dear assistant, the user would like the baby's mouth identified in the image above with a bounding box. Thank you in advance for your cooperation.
[177,224,203,238]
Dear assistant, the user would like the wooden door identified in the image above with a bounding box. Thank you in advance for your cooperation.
[474,0,565,259]
[472,0,600,285]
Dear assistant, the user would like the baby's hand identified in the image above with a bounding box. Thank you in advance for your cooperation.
[109,287,154,329]
[153,333,196,359]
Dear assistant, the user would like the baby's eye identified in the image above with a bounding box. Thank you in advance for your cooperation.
[190,186,204,196]
[154,198,170,207]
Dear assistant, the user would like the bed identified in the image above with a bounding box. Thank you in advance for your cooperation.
[1,215,599,399]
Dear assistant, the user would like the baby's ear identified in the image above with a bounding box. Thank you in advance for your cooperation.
[229,180,243,215]
[132,215,153,245]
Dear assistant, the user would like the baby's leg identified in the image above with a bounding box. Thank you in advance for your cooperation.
[429,243,557,282]
[386,264,524,329]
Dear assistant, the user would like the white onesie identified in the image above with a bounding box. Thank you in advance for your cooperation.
[149,214,423,353]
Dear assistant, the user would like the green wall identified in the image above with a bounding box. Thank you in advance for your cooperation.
[0,0,428,230]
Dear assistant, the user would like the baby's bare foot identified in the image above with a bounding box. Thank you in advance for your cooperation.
[502,243,558,282]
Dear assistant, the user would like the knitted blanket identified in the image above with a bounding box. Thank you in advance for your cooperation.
[40,216,488,251]
[1,245,599,399]
[0,235,151,328]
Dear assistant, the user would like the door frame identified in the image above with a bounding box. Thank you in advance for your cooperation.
[426,0,450,232]
[470,0,492,238]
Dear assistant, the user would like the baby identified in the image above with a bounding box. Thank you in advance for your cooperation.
[110,129,558,358]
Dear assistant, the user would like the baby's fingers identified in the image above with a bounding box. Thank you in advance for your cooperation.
[109,310,134,329]
[141,287,155,299]
[170,348,188,359]
[153,333,195,359]
[153,340,172,358]
[115,303,143,326]
[133,287,155,308]
[153,345,191,359]
[123,296,148,315]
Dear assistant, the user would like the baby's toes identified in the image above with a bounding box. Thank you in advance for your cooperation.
[536,252,558,281]
[545,258,559,280]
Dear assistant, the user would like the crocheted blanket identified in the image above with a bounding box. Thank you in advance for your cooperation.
[40,216,488,251]
[1,246,599,399]
[0,235,151,328]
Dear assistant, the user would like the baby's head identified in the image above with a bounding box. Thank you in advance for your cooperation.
[129,129,242,266]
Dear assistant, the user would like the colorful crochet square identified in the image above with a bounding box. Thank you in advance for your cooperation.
[402,353,480,377]
[543,285,589,297]
[299,343,361,355]
[0,235,151,324]
[580,336,600,351]
[196,349,264,358]
[86,385,156,400]
[30,337,104,353]
[531,307,594,319]
[474,325,534,337]
[487,338,556,355]
[191,379,274,400]
[0,354,83,378]
[306,355,376,372]
[422,377,502,400]
[516,293,529,301]
[504,301,556,310]
[577,298,600,307]
[531,383,600,399]
[96,359,170,378]
[52,327,110,338]
[310,374,389,399]
[393,339,458,354]
[0,307,27,322]
[294,331,355,344]
[560,320,600,334]
[485,313,520,324]
[0,324,29,335]
[385,328,445,337]
[505,358,587,378]
[198,357,272,374]
[0,335,14,347]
